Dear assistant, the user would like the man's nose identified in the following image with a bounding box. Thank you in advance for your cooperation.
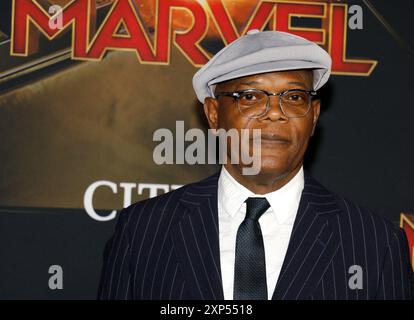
[260,95,288,122]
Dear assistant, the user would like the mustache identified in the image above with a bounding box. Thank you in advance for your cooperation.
[250,132,291,142]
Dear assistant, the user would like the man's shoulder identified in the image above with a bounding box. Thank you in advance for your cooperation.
[308,173,413,298]
[117,171,220,224]
[307,172,404,244]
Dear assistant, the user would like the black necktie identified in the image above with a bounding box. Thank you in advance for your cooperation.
[233,197,270,300]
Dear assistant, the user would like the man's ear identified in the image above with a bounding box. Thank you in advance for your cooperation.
[311,99,321,136]
[203,97,219,130]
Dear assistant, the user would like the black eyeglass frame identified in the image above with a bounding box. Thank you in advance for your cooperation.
[215,88,318,118]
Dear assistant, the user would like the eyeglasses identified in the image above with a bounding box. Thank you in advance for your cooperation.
[215,88,317,118]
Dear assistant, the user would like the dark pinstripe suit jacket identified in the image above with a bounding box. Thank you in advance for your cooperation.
[98,170,414,300]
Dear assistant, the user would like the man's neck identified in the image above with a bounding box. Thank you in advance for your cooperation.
[223,163,303,195]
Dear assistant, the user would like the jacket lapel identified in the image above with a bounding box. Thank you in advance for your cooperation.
[272,171,341,300]
[170,171,224,300]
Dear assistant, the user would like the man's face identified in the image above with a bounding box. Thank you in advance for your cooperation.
[203,70,321,178]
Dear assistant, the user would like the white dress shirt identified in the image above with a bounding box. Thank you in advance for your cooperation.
[217,165,304,300]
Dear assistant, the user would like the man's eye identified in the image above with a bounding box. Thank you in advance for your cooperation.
[242,93,257,100]
[288,94,303,101]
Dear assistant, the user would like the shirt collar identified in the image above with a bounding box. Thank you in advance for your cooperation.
[218,165,304,224]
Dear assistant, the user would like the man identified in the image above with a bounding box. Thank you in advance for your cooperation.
[98,30,414,300]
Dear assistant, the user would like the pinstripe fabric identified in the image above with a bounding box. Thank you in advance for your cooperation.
[98,170,414,300]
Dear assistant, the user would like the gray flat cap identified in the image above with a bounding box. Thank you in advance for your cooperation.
[192,29,332,103]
